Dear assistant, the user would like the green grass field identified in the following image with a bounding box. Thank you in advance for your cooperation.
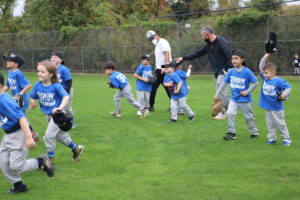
[0,73,300,200]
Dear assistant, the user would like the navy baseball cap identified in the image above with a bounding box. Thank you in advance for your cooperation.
[0,73,4,85]
[51,51,65,64]
[162,61,179,68]
[3,53,24,66]
[232,49,246,65]
[141,54,151,60]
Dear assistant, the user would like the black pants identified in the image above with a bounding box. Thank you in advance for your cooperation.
[149,69,171,107]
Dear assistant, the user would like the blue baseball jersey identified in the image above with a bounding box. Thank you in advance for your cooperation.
[163,72,186,99]
[0,92,24,131]
[224,67,258,103]
[57,64,72,90]
[6,69,30,111]
[176,69,188,94]
[109,71,128,90]
[135,64,152,92]
[30,82,68,115]
[259,74,291,111]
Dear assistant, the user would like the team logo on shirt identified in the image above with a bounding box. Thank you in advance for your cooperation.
[230,76,246,89]
[142,71,152,78]
[37,92,56,106]
[262,81,276,96]
[8,78,17,90]
[0,114,8,127]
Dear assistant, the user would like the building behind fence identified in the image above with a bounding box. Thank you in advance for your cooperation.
[0,15,299,74]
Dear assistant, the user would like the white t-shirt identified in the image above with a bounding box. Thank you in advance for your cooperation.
[154,38,172,69]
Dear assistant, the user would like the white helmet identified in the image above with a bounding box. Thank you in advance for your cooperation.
[146,30,156,41]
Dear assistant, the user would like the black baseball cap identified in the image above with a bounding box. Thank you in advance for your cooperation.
[3,54,24,66]
[0,73,4,85]
[141,54,151,60]
[162,61,179,68]
[232,49,246,65]
[51,51,65,64]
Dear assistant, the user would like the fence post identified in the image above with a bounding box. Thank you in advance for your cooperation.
[31,49,35,71]
[81,48,84,73]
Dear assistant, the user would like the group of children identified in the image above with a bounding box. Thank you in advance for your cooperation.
[0,48,294,194]
[214,50,292,146]
[0,52,84,194]
[105,54,195,122]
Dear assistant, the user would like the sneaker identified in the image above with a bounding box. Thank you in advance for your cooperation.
[136,110,142,116]
[141,109,149,119]
[188,113,196,122]
[250,134,259,139]
[72,145,85,161]
[39,154,55,177]
[149,106,154,112]
[223,132,236,140]
[167,119,177,122]
[31,131,39,142]
[109,111,121,117]
[266,140,277,144]
[5,185,28,194]
[282,139,292,146]
[213,112,227,120]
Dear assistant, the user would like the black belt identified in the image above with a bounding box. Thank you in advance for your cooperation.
[4,123,21,134]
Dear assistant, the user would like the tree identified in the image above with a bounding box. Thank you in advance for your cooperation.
[0,0,17,32]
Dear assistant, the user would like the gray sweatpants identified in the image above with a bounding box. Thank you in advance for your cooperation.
[215,75,229,113]
[227,101,259,135]
[114,84,144,112]
[266,110,290,140]
[44,115,72,152]
[0,129,38,184]
[170,97,194,120]
[137,90,150,108]
[63,88,74,118]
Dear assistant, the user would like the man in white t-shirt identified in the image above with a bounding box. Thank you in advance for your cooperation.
[146,30,172,112]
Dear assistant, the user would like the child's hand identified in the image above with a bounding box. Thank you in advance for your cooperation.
[142,77,149,82]
[52,107,61,114]
[213,97,220,104]
[173,89,179,94]
[263,53,270,59]
[240,91,248,96]
[188,64,192,70]
[25,136,37,149]
[30,100,37,109]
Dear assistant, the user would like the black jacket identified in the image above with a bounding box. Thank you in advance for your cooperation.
[183,36,232,78]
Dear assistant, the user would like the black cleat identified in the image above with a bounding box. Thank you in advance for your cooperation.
[250,134,259,139]
[148,106,154,112]
[5,185,28,194]
[188,113,196,122]
[167,119,177,122]
[223,132,236,140]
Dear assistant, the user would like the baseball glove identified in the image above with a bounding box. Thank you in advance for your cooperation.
[211,100,223,117]
[168,83,177,94]
[148,74,157,84]
[265,32,277,54]
[107,81,113,88]
[15,94,24,108]
[277,90,288,101]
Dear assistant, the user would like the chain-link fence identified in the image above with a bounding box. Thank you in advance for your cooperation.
[0,15,299,74]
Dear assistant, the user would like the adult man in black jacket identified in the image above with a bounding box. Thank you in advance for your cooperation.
[175,26,232,119]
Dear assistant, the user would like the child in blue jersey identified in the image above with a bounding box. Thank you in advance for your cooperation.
[0,73,54,194]
[2,53,39,141]
[214,49,259,140]
[175,63,192,115]
[134,54,153,116]
[30,60,84,163]
[259,53,292,146]
[51,52,76,128]
[163,61,195,122]
[105,62,149,118]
